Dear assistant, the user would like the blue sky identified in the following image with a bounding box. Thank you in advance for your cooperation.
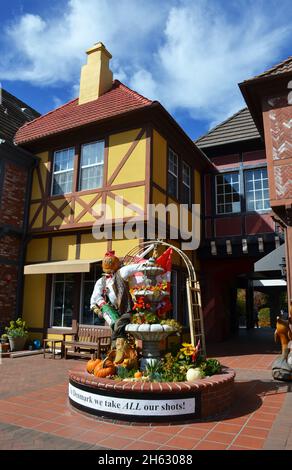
[0,0,291,139]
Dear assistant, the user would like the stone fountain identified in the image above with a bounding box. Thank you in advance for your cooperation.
[125,256,175,369]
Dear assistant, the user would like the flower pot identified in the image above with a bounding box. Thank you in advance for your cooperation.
[0,343,10,353]
[8,336,27,352]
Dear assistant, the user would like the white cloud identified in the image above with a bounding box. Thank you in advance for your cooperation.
[0,0,291,127]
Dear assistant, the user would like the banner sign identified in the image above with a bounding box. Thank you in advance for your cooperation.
[69,383,196,417]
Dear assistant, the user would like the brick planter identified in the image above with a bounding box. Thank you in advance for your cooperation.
[69,365,235,422]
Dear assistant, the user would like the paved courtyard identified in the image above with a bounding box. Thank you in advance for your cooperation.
[0,328,291,450]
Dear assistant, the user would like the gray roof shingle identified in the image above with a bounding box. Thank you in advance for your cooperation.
[195,108,260,149]
[0,89,40,142]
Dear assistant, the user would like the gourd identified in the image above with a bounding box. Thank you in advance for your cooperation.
[86,358,102,374]
[186,367,203,382]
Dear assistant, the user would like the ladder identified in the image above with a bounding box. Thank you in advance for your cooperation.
[186,278,206,358]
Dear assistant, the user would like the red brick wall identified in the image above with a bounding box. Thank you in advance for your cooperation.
[0,161,28,331]
[0,161,28,228]
[0,264,18,332]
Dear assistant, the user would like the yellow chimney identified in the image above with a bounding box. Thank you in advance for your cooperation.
[78,42,113,105]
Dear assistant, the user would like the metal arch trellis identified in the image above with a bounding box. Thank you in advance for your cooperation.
[123,240,206,357]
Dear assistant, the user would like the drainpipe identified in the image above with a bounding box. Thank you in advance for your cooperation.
[15,155,39,318]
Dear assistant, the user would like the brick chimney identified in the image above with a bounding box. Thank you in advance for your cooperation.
[78,42,113,105]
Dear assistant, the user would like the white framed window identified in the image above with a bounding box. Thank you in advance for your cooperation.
[245,168,270,212]
[51,274,75,327]
[80,264,104,325]
[168,148,178,199]
[52,147,75,195]
[182,162,191,205]
[79,140,104,191]
[216,172,240,214]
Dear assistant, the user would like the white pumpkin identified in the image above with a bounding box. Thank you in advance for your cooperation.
[186,367,203,382]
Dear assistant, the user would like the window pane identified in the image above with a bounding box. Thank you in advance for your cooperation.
[53,170,73,195]
[52,148,74,195]
[168,173,177,198]
[182,162,190,186]
[80,265,105,325]
[80,165,103,191]
[54,148,74,172]
[182,184,190,205]
[244,168,270,212]
[81,141,104,166]
[216,172,240,214]
[168,149,178,175]
[51,274,74,327]
[79,141,104,191]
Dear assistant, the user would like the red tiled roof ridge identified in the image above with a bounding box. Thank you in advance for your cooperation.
[114,79,153,105]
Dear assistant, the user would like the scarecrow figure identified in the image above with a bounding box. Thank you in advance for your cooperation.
[90,250,145,344]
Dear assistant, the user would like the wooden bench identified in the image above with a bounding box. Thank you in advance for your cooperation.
[64,324,112,359]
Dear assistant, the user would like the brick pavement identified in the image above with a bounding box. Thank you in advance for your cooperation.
[0,327,291,450]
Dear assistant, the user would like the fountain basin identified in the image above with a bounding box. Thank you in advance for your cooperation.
[126,323,175,369]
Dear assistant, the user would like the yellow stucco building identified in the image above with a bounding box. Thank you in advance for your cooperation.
[15,43,210,341]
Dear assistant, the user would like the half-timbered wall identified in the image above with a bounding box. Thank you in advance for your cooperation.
[28,127,148,232]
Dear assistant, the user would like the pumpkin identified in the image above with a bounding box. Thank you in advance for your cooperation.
[93,362,116,378]
[134,371,143,379]
[86,358,102,374]
[186,368,203,382]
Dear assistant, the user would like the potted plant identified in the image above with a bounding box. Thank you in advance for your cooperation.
[0,334,10,353]
[5,318,28,352]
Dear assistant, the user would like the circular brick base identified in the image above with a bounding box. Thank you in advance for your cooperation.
[69,365,235,423]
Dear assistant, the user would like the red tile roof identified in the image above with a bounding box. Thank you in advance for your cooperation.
[15,80,153,145]
[242,56,292,84]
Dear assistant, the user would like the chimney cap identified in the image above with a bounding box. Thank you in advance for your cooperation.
[86,42,112,59]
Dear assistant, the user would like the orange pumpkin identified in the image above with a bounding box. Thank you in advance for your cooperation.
[86,358,102,374]
[134,371,143,379]
[93,363,116,378]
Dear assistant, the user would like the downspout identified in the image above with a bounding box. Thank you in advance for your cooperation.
[15,155,39,318]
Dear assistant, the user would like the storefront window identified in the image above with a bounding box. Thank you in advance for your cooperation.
[80,264,105,325]
[170,270,178,320]
[182,273,189,327]
[51,274,75,327]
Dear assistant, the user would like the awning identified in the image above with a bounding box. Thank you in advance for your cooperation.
[24,259,102,275]
[254,243,285,272]
[253,279,286,287]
